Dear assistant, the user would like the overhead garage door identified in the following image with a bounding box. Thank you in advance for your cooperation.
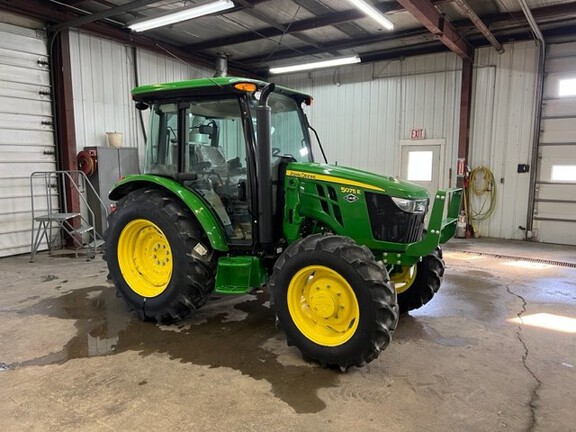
[533,42,576,246]
[0,19,56,257]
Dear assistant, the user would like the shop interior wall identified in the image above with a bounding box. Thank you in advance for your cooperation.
[469,42,538,240]
[66,32,539,241]
[68,30,213,169]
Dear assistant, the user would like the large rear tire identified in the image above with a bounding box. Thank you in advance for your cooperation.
[393,247,445,314]
[104,188,217,322]
[269,234,398,369]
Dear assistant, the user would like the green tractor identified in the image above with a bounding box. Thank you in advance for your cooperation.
[104,77,461,369]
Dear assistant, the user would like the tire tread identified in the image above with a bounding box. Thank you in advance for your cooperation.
[104,188,216,323]
[270,234,399,369]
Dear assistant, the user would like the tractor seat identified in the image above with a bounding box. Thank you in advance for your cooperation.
[195,145,228,178]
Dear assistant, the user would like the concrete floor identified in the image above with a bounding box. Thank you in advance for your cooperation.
[1,239,575,432]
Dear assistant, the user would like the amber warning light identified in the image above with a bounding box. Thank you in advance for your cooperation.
[234,83,257,92]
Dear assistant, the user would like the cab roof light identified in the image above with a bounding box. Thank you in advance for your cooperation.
[234,82,258,92]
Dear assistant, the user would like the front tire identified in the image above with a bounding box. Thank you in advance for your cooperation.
[269,234,398,369]
[393,247,445,314]
[104,188,217,322]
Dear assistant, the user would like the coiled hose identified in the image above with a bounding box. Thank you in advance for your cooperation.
[468,166,497,223]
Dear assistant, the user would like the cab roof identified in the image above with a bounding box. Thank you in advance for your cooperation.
[132,76,312,104]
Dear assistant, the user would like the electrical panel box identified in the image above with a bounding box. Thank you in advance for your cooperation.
[85,146,139,236]
[517,164,530,173]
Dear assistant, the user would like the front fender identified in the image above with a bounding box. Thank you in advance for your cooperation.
[109,174,228,252]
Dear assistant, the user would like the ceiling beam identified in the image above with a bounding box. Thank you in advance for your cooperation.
[49,0,160,32]
[241,28,431,68]
[184,1,576,53]
[397,0,473,60]
[181,0,576,59]
[182,9,369,51]
[453,0,503,54]
[486,1,576,24]
[182,0,449,52]
[231,0,332,52]
[0,0,259,76]
[48,0,272,33]
[240,4,576,68]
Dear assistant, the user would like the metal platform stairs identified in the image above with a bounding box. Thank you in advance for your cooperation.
[29,170,108,262]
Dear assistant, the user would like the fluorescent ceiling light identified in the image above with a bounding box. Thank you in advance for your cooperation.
[346,0,394,31]
[128,0,234,32]
[269,55,361,75]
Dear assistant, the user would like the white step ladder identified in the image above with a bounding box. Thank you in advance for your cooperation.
[29,171,108,261]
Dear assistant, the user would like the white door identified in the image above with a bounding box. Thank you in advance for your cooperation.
[0,18,55,257]
[400,139,445,198]
[532,42,576,245]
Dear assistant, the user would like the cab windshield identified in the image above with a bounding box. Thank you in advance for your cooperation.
[250,92,313,163]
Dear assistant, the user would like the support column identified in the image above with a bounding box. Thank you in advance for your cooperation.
[457,55,474,188]
[51,29,80,214]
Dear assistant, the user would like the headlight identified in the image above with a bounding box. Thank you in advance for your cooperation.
[391,197,429,214]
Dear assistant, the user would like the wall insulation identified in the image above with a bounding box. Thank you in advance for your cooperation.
[276,41,539,240]
[68,31,213,169]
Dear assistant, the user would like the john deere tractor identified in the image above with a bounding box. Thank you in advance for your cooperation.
[104,77,461,369]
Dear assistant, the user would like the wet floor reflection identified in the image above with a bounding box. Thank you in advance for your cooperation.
[411,272,510,324]
[14,286,339,413]
[394,315,475,347]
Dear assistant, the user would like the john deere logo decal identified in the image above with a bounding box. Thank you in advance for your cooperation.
[344,194,359,203]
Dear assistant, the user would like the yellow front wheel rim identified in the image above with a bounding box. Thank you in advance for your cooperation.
[391,265,417,294]
[287,265,359,347]
[117,219,173,298]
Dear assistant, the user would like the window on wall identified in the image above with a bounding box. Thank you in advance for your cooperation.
[558,78,576,97]
[551,165,576,182]
[407,151,433,181]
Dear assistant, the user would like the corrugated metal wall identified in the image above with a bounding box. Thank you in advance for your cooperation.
[278,52,461,184]
[66,34,539,241]
[470,42,538,239]
[69,32,137,153]
[277,41,539,240]
[68,31,213,168]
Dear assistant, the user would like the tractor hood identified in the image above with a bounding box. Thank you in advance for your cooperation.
[285,162,429,199]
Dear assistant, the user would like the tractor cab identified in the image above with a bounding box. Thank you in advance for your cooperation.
[137,78,313,246]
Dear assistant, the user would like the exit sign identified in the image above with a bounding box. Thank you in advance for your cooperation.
[410,129,425,139]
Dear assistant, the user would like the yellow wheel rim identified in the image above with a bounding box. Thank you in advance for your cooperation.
[287,265,359,347]
[117,219,173,298]
[391,265,417,294]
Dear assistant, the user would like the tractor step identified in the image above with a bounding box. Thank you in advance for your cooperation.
[214,256,267,295]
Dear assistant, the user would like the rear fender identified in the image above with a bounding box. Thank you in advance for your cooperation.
[109,174,228,252]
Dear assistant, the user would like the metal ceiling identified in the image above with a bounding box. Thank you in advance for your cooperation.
[2,0,576,75]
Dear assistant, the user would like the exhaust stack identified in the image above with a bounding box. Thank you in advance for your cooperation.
[214,53,228,77]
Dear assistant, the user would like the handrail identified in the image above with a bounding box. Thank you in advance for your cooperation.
[29,170,108,261]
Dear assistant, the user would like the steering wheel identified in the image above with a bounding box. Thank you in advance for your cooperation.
[272,147,282,157]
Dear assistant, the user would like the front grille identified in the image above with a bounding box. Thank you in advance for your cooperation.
[365,192,425,243]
